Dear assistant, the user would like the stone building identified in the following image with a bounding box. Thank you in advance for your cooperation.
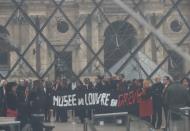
[0,0,190,80]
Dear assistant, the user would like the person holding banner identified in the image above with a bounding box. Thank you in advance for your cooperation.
[94,75,104,91]
[84,78,94,90]
[57,79,69,122]
[84,78,94,121]
[116,74,127,92]
[53,79,60,122]
[43,80,53,122]
[75,80,86,123]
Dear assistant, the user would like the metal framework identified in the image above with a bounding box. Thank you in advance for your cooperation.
[0,0,189,80]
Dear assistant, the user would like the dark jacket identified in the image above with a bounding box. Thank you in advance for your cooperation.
[0,86,7,116]
[165,81,190,108]
[29,87,46,114]
[150,82,164,107]
[7,92,17,110]
[43,86,53,109]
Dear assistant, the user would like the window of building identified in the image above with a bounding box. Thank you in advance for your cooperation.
[170,20,183,32]
[104,21,137,69]
[0,51,9,66]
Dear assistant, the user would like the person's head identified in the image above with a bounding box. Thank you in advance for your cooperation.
[19,79,25,87]
[84,78,90,84]
[96,75,104,83]
[44,80,51,88]
[60,79,67,87]
[133,79,139,85]
[76,80,83,87]
[163,76,171,85]
[181,77,190,88]
[24,79,30,87]
[118,74,125,80]
[155,76,161,83]
[102,77,109,83]
[111,74,118,80]
[0,79,7,87]
[33,80,41,89]
[172,72,183,81]
[137,79,143,88]
[12,82,17,94]
[143,80,150,89]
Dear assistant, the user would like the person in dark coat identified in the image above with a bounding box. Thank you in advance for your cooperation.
[84,78,94,90]
[29,80,46,131]
[17,80,31,129]
[59,79,69,122]
[54,79,69,122]
[6,82,18,116]
[43,81,53,122]
[162,76,172,124]
[150,77,164,129]
[0,80,8,116]
[29,80,46,114]
[17,81,31,129]
[165,80,190,109]
[116,74,127,92]
[164,75,190,131]
[83,78,94,120]
[75,80,86,123]
[94,75,104,90]
[0,80,10,131]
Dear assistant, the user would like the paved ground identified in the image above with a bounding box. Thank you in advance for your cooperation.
[50,117,189,131]
[19,118,189,131]
[48,111,164,131]
[1,113,189,131]
[20,111,190,131]
[50,120,163,131]
[53,122,83,131]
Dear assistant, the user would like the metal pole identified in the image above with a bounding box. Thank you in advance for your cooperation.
[94,112,128,118]
[126,114,130,131]
[84,118,88,131]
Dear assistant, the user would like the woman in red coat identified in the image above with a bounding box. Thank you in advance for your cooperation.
[139,80,153,122]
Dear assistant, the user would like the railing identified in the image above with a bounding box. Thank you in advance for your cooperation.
[0,117,20,131]
[167,106,190,131]
[85,112,154,131]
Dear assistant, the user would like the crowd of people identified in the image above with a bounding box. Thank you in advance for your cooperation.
[0,74,190,130]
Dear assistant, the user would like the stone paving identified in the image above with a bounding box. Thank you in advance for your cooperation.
[19,111,190,131]
[51,120,163,131]
[50,118,189,131]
